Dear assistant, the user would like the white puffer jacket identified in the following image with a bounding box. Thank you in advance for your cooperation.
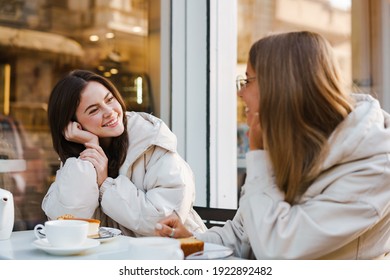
[42,112,207,237]
[196,94,390,259]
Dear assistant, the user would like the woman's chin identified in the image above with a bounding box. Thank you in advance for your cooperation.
[101,125,124,138]
[114,126,125,137]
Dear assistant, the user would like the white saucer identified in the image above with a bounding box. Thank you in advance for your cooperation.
[92,227,122,243]
[33,238,100,256]
[186,243,233,260]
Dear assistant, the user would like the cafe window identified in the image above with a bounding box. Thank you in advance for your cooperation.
[0,0,162,231]
[236,0,353,198]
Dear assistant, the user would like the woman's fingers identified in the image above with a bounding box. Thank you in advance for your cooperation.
[63,122,98,145]
[80,148,101,161]
[155,223,176,237]
[155,214,179,237]
[80,147,108,186]
[154,214,193,238]
[84,142,105,156]
[63,122,75,140]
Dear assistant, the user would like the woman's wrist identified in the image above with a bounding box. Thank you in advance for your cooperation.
[99,177,114,201]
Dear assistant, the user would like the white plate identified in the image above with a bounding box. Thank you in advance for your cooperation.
[92,227,122,242]
[32,238,100,256]
[186,243,233,260]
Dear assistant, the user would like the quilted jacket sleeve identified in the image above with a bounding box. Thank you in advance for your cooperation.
[41,157,100,220]
[197,150,388,259]
[99,147,197,236]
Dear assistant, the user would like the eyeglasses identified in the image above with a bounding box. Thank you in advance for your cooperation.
[236,75,256,92]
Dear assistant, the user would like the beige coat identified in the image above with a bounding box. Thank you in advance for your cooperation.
[197,94,390,259]
[42,112,207,237]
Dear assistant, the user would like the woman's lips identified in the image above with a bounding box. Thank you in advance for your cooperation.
[103,117,119,127]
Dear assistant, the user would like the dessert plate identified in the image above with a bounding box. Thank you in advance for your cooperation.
[186,243,233,260]
[92,227,122,242]
[32,238,100,256]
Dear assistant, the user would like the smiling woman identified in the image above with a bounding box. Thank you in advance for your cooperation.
[41,69,207,238]
[156,31,390,260]
[0,2,161,238]
[235,0,354,200]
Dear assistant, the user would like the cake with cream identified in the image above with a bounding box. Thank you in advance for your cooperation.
[178,237,204,257]
[57,214,100,237]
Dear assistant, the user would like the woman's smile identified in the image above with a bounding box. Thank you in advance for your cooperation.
[102,116,119,127]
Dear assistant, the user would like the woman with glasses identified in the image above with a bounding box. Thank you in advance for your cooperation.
[42,69,207,237]
[155,31,390,259]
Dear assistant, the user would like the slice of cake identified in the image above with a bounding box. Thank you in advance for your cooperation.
[57,214,100,237]
[178,237,204,257]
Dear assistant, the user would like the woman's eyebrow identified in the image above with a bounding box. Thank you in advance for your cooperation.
[84,92,110,113]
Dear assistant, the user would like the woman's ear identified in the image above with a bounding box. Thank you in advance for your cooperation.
[75,122,83,130]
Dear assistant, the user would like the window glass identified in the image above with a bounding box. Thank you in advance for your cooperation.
[0,0,159,230]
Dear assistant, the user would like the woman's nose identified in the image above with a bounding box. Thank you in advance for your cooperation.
[102,105,114,117]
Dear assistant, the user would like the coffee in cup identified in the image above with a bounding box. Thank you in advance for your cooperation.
[34,220,88,247]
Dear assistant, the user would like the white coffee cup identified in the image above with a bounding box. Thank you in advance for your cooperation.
[34,220,88,248]
[128,237,184,260]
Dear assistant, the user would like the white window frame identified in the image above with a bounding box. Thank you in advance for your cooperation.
[166,0,238,208]
[208,0,238,208]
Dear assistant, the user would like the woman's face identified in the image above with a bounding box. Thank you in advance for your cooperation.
[237,62,260,127]
[75,81,124,139]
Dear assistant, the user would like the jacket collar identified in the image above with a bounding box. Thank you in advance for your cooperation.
[119,112,177,172]
[322,93,390,171]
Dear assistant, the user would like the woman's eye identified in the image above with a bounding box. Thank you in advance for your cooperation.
[107,96,115,103]
[89,108,98,114]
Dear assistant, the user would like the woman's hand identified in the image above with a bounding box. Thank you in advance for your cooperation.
[64,121,99,146]
[248,112,264,150]
[155,213,193,239]
[80,143,108,187]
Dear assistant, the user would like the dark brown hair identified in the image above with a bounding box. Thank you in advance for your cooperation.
[48,69,129,177]
[249,31,353,204]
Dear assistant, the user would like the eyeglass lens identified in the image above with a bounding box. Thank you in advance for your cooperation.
[236,76,244,91]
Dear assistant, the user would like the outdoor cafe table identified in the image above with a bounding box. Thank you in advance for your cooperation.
[0,230,172,260]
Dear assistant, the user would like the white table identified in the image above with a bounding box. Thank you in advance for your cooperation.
[0,230,142,260]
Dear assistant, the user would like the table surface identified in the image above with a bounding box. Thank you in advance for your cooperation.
[0,230,153,260]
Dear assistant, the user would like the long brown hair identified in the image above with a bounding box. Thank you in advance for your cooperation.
[249,31,353,204]
[48,70,129,178]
